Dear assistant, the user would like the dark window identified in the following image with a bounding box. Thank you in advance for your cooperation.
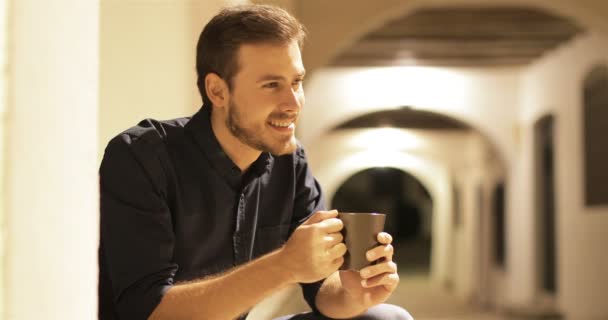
[535,115,557,293]
[492,182,506,268]
[583,64,608,206]
[452,184,461,227]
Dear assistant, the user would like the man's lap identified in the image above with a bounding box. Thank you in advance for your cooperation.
[271,304,413,320]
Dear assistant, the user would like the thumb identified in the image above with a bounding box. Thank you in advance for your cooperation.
[303,209,338,225]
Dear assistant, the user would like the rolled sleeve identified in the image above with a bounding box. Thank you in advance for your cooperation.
[99,134,178,319]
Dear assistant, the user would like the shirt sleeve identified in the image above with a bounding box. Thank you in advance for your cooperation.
[291,145,327,314]
[99,133,178,320]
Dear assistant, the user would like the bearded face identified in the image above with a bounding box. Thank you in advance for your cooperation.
[215,40,305,157]
[225,98,298,156]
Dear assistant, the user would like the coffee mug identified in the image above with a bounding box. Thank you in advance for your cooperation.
[338,212,386,271]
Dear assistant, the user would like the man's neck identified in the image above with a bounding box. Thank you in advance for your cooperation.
[210,111,260,174]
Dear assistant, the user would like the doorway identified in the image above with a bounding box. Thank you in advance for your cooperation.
[534,115,557,295]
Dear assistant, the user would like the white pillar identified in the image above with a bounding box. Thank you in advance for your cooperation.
[0,0,7,316]
[5,0,99,319]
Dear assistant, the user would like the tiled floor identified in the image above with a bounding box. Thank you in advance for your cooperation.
[386,274,507,320]
[385,240,520,320]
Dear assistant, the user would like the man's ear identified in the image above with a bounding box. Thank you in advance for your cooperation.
[205,73,229,109]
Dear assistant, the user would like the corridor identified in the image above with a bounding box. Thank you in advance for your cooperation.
[390,242,560,320]
[2,0,607,319]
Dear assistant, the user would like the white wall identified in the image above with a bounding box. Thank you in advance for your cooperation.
[0,0,6,315]
[5,0,99,319]
[300,66,520,166]
[519,31,608,319]
[452,167,480,300]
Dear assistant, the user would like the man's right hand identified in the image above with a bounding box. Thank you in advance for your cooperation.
[279,210,347,284]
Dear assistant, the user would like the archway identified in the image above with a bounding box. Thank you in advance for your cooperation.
[331,167,433,274]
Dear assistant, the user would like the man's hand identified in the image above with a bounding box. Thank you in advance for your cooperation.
[278,210,347,284]
[339,232,399,308]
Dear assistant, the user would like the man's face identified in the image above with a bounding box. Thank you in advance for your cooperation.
[224,40,305,156]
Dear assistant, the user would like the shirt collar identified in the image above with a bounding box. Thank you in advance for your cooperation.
[185,107,274,188]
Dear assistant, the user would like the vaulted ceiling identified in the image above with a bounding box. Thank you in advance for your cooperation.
[332,107,470,131]
[329,7,583,67]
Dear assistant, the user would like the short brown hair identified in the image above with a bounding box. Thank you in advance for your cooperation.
[196,4,306,107]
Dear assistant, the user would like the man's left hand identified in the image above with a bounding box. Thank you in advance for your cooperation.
[339,232,399,308]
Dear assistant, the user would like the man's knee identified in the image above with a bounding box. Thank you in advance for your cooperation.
[357,303,414,320]
[273,304,413,320]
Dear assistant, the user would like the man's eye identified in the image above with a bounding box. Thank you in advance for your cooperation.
[291,79,304,90]
[263,82,279,89]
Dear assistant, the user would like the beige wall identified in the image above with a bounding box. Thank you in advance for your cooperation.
[519,32,608,319]
[99,0,248,160]
[4,0,99,319]
[0,0,6,315]
[253,0,296,13]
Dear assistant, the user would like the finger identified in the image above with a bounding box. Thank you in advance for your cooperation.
[366,244,394,262]
[361,272,399,289]
[377,232,393,244]
[360,261,397,279]
[332,256,344,269]
[327,242,347,260]
[318,218,343,233]
[324,232,344,247]
[359,261,397,279]
[303,210,338,225]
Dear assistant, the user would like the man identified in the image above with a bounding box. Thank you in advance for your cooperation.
[99,4,412,320]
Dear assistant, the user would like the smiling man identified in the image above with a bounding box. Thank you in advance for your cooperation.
[98,4,412,320]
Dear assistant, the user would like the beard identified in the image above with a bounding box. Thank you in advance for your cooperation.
[225,100,297,156]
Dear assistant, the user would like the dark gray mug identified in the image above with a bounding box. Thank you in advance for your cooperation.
[338,212,386,271]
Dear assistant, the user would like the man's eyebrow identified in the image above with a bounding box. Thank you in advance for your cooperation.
[256,71,306,83]
[256,75,285,83]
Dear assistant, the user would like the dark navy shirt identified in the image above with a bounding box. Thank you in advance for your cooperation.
[99,107,325,319]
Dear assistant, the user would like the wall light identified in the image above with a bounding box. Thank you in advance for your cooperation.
[346,128,424,151]
[338,66,470,112]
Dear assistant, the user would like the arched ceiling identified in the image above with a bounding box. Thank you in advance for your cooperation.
[329,7,583,67]
[332,107,470,131]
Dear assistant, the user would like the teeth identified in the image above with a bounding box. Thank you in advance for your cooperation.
[269,120,292,128]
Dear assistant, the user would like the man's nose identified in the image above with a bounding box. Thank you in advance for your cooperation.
[280,87,303,112]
